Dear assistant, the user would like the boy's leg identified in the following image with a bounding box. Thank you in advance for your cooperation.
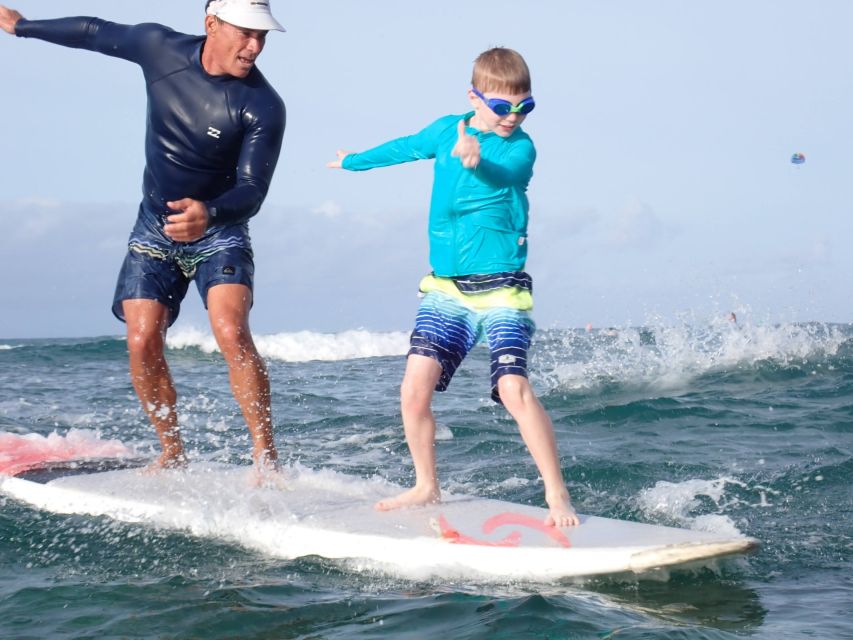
[484,308,579,527]
[496,374,579,527]
[123,298,186,469]
[206,283,278,474]
[375,354,443,510]
[376,290,476,511]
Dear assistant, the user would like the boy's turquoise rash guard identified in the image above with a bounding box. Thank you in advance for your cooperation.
[342,113,535,277]
[15,17,285,241]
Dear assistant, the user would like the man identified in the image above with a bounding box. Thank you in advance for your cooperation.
[0,1,286,477]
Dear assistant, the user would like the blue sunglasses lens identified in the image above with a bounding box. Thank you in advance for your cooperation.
[485,96,536,116]
[517,99,535,114]
[472,88,535,116]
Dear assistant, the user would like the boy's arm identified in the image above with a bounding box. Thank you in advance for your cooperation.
[331,117,449,171]
[341,133,434,171]
[473,142,536,187]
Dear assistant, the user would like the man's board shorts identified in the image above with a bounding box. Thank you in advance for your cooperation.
[408,272,536,404]
[112,244,254,326]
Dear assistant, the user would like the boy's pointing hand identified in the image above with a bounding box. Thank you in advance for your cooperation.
[326,150,351,169]
[452,119,480,169]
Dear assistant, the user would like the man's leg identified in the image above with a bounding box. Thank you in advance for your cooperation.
[375,354,443,511]
[206,283,277,470]
[123,298,186,468]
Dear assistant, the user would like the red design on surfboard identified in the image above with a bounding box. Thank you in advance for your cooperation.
[437,511,572,548]
[0,431,132,477]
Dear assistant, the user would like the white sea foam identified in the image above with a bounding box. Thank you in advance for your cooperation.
[543,315,849,393]
[636,476,748,536]
[493,476,532,491]
[166,326,409,363]
[434,422,454,441]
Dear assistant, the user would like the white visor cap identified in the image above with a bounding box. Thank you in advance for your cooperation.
[206,0,285,32]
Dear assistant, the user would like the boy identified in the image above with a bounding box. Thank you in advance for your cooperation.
[328,48,578,528]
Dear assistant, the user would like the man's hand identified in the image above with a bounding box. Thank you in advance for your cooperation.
[451,119,480,169]
[326,149,351,169]
[164,198,209,243]
[0,6,23,35]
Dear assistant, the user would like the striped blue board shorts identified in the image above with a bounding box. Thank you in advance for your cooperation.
[408,290,536,404]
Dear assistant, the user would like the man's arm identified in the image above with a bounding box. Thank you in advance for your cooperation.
[163,107,287,240]
[197,97,287,229]
[0,5,22,34]
[8,10,166,65]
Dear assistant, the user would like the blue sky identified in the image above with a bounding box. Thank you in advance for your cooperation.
[1,1,851,338]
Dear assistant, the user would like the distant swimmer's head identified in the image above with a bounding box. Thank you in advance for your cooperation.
[203,0,284,78]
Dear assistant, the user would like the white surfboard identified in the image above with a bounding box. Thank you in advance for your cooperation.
[0,461,758,581]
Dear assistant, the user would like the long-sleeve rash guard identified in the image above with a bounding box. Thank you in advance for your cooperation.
[342,113,535,277]
[15,17,285,253]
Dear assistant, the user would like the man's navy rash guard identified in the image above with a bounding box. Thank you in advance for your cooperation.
[15,17,285,253]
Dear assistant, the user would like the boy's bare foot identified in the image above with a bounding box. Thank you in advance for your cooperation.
[140,452,188,475]
[375,485,441,511]
[545,492,580,527]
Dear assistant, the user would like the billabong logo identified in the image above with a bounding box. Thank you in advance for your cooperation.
[207,126,221,139]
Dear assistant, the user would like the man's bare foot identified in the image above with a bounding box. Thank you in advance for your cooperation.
[544,492,580,527]
[375,485,441,511]
[249,460,287,489]
[140,452,188,475]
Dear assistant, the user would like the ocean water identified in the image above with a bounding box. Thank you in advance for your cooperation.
[0,318,851,639]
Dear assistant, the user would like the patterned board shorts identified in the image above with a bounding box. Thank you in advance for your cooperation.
[111,245,254,326]
[408,288,536,404]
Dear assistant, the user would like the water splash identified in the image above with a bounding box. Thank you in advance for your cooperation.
[167,326,409,363]
[536,316,850,394]
[636,476,748,537]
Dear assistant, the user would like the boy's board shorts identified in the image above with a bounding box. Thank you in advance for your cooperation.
[112,245,254,326]
[408,272,536,404]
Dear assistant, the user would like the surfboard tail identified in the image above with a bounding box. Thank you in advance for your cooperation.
[628,538,761,572]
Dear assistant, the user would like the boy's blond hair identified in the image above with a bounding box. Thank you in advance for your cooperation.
[471,47,531,94]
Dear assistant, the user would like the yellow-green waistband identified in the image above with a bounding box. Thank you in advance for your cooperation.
[419,274,533,311]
